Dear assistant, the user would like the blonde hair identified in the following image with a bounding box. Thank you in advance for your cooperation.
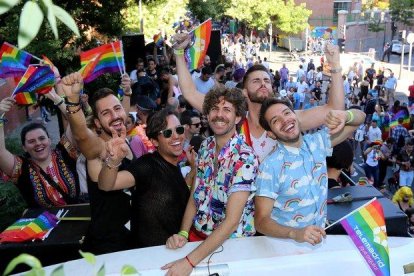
[392,187,414,206]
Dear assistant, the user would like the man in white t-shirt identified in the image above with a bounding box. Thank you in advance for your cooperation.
[297,76,309,109]
[366,120,382,143]
[194,66,215,94]
[129,58,145,84]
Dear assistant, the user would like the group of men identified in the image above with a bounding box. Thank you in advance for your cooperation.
[56,31,365,276]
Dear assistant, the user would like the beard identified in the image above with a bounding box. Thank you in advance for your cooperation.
[248,89,271,104]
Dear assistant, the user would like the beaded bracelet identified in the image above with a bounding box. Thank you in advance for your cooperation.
[104,157,122,169]
[66,105,81,114]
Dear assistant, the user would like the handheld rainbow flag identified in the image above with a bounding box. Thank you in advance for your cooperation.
[153,32,164,47]
[0,211,58,243]
[0,42,33,78]
[42,55,55,71]
[12,65,56,105]
[79,41,125,83]
[239,118,252,147]
[326,198,390,276]
[185,18,212,70]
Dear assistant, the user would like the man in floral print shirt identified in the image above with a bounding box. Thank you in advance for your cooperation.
[254,98,365,246]
[162,86,259,276]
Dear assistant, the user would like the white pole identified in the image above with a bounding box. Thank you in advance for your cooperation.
[399,44,405,79]
[408,42,413,72]
[324,197,377,230]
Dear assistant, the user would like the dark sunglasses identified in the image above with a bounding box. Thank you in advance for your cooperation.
[191,123,201,128]
[159,125,185,138]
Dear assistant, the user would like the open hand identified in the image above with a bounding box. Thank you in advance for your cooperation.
[105,124,129,165]
[161,258,193,276]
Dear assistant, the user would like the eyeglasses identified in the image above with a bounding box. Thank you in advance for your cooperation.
[159,125,185,138]
[191,123,201,128]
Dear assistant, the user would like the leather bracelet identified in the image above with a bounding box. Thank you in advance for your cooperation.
[329,67,342,74]
[66,105,81,114]
[65,98,81,106]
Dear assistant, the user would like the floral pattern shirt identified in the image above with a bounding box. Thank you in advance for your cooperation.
[193,132,258,238]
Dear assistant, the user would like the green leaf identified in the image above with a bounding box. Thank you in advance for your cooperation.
[79,250,96,265]
[23,268,46,276]
[41,0,58,39]
[18,1,44,49]
[97,264,105,276]
[50,265,64,276]
[3,254,43,276]
[121,265,140,275]
[0,0,20,15]
[53,4,80,37]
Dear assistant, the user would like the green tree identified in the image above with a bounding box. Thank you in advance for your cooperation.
[277,0,311,35]
[187,0,229,21]
[389,0,414,26]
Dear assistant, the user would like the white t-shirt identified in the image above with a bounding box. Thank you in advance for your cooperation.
[366,149,379,167]
[297,82,309,103]
[194,77,215,94]
[367,126,382,143]
[129,70,138,83]
[355,124,366,142]
[251,131,277,163]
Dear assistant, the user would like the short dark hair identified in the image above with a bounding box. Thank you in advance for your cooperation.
[242,64,269,88]
[202,86,246,118]
[136,58,144,64]
[398,117,404,124]
[326,140,354,170]
[180,110,199,126]
[90,88,117,118]
[259,98,294,131]
[202,66,213,75]
[21,123,49,145]
[146,108,178,140]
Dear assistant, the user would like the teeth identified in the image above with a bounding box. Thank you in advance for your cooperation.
[171,142,181,146]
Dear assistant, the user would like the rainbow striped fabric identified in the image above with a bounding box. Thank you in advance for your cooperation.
[79,41,124,83]
[0,211,58,242]
[12,65,56,105]
[153,32,164,47]
[340,199,390,276]
[185,19,212,70]
[0,42,32,78]
[383,109,410,133]
[239,118,252,147]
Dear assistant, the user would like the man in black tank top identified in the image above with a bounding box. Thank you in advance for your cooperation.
[61,73,135,254]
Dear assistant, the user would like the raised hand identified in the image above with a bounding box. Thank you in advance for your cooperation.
[325,110,347,135]
[105,124,129,165]
[120,74,132,95]
[61,72,84,101]
[0,97,16,116]
[171,33,191,50]
[324,43,340,68]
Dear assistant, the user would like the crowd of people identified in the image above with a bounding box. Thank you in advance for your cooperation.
[1,29,414,275]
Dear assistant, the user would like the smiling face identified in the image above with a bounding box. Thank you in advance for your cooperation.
[153,114,185,165]
[264,103,301,146]
[207,97,241,139]
[94,94,127,138]
[244,70,273,104]
[23,128,52,162]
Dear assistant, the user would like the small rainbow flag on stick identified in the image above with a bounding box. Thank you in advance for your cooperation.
[0,211,58,242]
[0,42,33,78]
[185,18,212,70]
[79,41,125,83]
[326,198,390,276]
[153,32,164,47]
[12,65,56,105]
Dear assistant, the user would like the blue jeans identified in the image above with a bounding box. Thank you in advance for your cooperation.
[364,164,379,187]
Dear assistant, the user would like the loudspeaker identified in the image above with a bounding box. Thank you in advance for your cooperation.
[207,30,222,69]
[326,187,409,237]
[122,34,146,74]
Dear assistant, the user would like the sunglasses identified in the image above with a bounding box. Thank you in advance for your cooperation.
[191,123,201,128]
[159,125,185,138]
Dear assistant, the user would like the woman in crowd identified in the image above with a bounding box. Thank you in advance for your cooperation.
[392,186,413,212]
[0,96,80,208]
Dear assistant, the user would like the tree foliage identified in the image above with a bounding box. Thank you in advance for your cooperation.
[277,0,311,35]
[187,0,229,21]
[362,0,390,11]
[389,0,414,26]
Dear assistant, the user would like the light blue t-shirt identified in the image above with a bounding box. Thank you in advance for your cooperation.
[384,77,397,90]
[254,128,332,228]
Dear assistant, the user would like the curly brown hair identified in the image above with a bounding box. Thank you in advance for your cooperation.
[202,86,246,118]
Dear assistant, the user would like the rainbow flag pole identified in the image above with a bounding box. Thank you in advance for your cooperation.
[325,198,377,230]
[119,41,126,75]
[111,42,124,75]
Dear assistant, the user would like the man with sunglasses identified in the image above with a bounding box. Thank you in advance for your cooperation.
[98,108,193,248]
[171,33,345,162]
[162,87,259,275]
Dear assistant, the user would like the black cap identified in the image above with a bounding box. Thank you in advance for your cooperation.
[136,95,157,111]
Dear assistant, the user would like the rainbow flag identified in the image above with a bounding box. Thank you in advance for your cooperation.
[340,199,390,276]
[239,118,252,147]
[79,41,124,83]
[0,211,58,242]
[153,32,164,47]
[383,109,410,133]
[0,42,32,78]
[185,19,212,70]
[12,65,56,105]
[42,55,55,71]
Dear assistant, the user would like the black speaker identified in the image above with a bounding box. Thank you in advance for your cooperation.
[207,30,222,69]
[122,34,146,74]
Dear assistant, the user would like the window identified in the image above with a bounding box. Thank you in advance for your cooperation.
[333,2,351,23]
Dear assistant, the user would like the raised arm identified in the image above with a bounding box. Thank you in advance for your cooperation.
[325,109,366,146]
[297,43,344,132]
[0,97,18,176]
[61,72,105,159]
[172,33,205,112]
[98,126,135,191]
[120,74,132,113]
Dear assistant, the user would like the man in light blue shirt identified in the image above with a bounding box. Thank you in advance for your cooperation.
[384,72,397,105]
[254,98,365,245]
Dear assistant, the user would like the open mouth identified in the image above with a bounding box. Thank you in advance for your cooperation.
[110,119,124,129]
[282,121,296,133]
[34,146,46,153]
[170,141,182,151]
